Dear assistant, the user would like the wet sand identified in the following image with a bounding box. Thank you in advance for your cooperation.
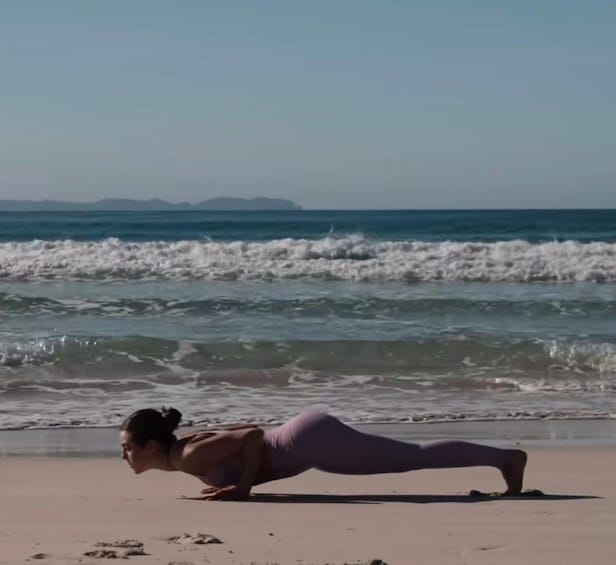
[2,418,616,457]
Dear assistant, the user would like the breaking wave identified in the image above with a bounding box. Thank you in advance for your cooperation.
[1,236,616,282]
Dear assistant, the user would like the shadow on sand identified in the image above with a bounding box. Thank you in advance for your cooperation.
[240,491,599,504]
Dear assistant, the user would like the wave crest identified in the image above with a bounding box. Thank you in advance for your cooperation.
[1,236,616,281]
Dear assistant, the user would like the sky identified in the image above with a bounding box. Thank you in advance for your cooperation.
[1,1,615,209]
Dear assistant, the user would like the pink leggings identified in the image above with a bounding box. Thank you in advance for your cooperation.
[264,411,509,480]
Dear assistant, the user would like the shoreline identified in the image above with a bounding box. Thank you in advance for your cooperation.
[2,418,616,457]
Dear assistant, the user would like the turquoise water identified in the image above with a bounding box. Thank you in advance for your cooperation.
[1,210,615,428]
[2,209,616,242]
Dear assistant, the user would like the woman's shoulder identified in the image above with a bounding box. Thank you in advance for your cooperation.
[169,431,218,470]
[178,430,218,442]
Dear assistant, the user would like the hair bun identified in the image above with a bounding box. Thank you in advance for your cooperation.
[160,406,182,433]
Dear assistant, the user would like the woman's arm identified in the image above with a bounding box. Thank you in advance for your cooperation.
[177,428,265,498]
[235,428,264,494]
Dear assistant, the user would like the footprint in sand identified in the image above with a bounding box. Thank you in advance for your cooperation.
[84,539,148,559]
[468,489,545,498]
[167,533,223,545]
[83,549,122,559]
[341,560,390,565]
[345,561,390,565]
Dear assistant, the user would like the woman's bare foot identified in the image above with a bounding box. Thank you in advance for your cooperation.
[500,449,527,495]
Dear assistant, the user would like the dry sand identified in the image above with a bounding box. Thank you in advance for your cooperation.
[1,447,614,564]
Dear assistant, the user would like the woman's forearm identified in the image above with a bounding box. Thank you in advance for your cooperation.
[237,428,265,492]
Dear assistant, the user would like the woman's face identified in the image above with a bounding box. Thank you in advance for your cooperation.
[119,430,158,474]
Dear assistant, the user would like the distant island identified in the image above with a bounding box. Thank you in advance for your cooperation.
[0,197,302,212]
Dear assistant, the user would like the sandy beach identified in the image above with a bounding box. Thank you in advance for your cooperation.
[2,442,615,564]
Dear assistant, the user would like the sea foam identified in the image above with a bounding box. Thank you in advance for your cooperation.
[1,236,615,282]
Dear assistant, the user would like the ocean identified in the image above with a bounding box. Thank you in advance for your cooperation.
[1,209,616,430]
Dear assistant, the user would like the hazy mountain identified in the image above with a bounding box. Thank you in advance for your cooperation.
[193,197,301,211]
[0,197,302,211]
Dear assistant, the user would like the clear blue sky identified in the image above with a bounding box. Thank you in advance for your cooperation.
[1,1,615,209]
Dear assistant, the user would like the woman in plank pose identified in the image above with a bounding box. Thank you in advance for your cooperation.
[120,408,527,500]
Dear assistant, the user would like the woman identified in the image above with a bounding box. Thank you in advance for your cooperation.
[120,408,527,500]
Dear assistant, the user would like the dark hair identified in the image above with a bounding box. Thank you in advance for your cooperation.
[120,407,182,450]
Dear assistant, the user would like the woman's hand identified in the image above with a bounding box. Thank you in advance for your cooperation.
[199,485,250,501]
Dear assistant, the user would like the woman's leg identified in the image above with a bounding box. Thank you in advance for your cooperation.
[286,411,526,493]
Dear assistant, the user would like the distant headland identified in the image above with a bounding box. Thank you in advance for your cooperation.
[0,197,302,212]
